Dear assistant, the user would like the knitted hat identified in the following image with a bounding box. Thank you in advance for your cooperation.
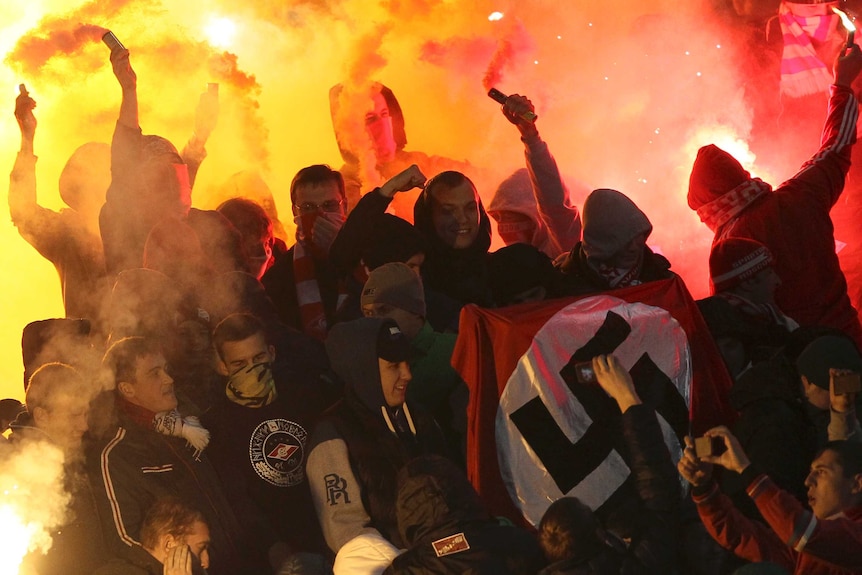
[376,320,412,362]
[362,262,426,318]
[796,335,862,389]
[688,144,751,210]
[709,238,775,293]
[582,189,652,261]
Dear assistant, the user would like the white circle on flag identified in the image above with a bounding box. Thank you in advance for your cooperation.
[496,295,691,526]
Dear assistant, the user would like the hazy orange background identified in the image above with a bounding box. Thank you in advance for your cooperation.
[2,0,821,401]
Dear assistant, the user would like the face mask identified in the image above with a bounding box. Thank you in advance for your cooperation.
[226,362,277,408]
[295,212,320,244]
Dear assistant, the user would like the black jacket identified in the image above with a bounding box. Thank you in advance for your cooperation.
[384,455,546,575]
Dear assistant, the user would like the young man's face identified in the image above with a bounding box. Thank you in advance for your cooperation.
[292,180,345,243]
[804,449,862,519]
[181,520,211,571]
[36,395,90,451]
[378,358,411,407]
[365,91,397,163]
[740,267,782,305]
[217,332,275,376]
[430,181,481,250]
[123,353,177,413]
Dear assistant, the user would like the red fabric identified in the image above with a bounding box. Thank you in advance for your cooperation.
[688,144,752,210]
[714,85,862,347]
[451,276,735,522]
[694,477,862,574]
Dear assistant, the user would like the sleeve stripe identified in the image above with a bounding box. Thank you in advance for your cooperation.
[100,427,138,547]
[790,511,818,552]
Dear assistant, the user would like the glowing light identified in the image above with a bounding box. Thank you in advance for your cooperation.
[0,505,37,575]
[684,50,690,56]
[696,71,702,77]
[534,60,539,64]
[488,11,504,21]
[688,125,757,173]
[204,16,237,49]
[588,22,593,27]
[654,128,660,134]
[716,44,722,49]
[833,7,856,32]
[556,35,562,40]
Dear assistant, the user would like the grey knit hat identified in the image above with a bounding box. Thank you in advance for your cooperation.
[361,262,426,318]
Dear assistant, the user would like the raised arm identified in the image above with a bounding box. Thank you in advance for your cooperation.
[502,94,581,255]
[181,84,219,189]
[9,86,38,222]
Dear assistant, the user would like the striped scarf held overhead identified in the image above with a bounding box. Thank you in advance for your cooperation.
[779,1,840,98]
[293,240,348,340]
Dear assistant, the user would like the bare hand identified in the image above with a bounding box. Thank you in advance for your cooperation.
[502,94,539,137]
[830,368,857,413]
[111,48,137,91]
[14,87,36,142]
[379,164,426,198]
[700,426,751,474]
[194,87,219,141]
[592,354,641,412]
[312,211,345,255]
[164,544,192,575]
[678,435,714,487]
[834,43,862,88]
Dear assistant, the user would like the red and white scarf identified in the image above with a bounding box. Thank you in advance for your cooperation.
[779,1,840,98]
[696,178,772,233]
[293,241,348,340]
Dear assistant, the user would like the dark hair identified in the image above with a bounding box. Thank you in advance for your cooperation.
[140,496,206,551]
[26,362,88,412]
[289,164,345,206]
[538,497,603,564]
[212,313,267,360]
[103,337,163,385]
[818,440,862,478]
[217,197,273,243]
[422,170,475,203]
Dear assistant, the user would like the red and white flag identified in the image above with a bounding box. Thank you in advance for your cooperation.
[452,276,735,525]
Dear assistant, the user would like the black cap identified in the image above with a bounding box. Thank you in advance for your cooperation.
[376,320,412,362]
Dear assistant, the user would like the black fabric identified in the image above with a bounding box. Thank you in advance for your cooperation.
[724,355,817,519]
[412,184,494,308]
[93,543,163,575]
[384,455,546,575]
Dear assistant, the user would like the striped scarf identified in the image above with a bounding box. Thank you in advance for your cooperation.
[779,1,840,98]
[696,178,772,233]
[293,240,348,340]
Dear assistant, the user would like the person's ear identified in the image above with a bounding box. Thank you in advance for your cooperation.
[31,406,48,429]
[164,533,178,552]
[216,360,229,377]
[116,381,135,399]
[851,473,862,496]
[268,345,276,362]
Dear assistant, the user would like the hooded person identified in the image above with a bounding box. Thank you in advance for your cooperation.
[557,188,673,296]
[489,92,584,260]
[329,82,477,223]
[413,170,495,311]
[382,455,546,575]
[306,317,449,574]
[687,45,862,347]
[10,86,111,326]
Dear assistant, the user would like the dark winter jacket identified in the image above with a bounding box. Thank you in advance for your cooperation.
[384,455,546,575]
[558,242,673,297]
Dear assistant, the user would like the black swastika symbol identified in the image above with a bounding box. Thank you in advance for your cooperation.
[509,310,688,494]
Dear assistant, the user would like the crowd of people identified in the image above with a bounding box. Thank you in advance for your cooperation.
[3,28,862,575]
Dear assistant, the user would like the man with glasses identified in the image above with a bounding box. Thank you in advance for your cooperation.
[262,164,349,339]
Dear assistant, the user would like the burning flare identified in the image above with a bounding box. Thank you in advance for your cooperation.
[833,7,856,46]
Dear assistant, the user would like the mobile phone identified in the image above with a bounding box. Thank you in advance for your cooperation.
[694,436,725,459]
[102,31,125,51]
[573,361,597,384]
[833,372,862,395]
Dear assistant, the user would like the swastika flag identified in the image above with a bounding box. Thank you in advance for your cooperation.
[452,276,735,525]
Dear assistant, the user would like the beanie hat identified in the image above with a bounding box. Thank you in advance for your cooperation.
[796,335,862,389]
[361,214,427,271]
[488,243,555,307]
[688,145,751,210]
[709,238,775,293]
[376,320,412,363]
[362,262,426,318]
[582,189,652,261]
[21,318,91,391]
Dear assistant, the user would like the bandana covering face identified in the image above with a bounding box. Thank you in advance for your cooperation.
[226,362,278,408]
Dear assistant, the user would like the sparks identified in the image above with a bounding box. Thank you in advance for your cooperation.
[204,16,237,49]
[488,11,504,22]
[0,505,37,575]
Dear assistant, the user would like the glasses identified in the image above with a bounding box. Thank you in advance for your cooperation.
[294,199,344,214]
